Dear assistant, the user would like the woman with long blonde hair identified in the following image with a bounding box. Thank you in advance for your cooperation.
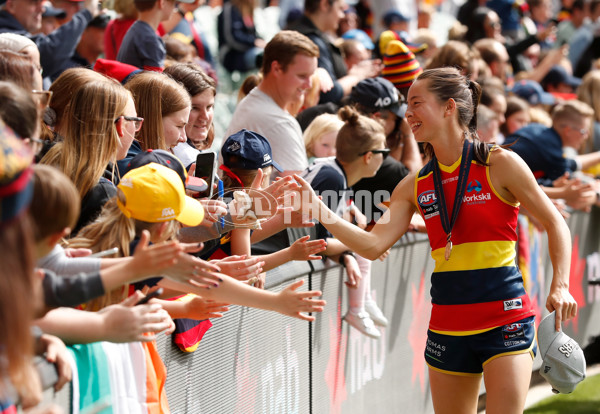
[42,68,108,140]
[40,77,132,234]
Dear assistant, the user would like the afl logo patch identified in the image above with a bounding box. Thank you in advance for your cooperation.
[502,322,525,344]
[418,190,439,219]
[504,323,523,332]
[418,190,437,207]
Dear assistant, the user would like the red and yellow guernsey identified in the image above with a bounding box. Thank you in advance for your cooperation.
[415,147,534,335]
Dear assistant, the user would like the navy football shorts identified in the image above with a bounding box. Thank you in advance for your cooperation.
[424,316,537,376]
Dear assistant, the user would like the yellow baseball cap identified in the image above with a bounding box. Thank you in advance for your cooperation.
[117,162,204,226]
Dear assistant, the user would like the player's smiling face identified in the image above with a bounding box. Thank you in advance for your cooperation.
[406,79,447,143]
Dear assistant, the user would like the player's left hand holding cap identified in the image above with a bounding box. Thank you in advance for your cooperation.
[537,311,586,394]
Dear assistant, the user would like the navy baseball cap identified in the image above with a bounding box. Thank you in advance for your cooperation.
[510,80,556,106]
[383,9,410,26]
[542,65,582,89]
[87,13,110,29]
[42,4,67,19]
[126,149,207,192]
[341,29,375,50]
[222,129,283,172]
[350,77,407,118]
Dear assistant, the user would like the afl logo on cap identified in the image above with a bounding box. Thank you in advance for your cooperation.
[228,141,241,152]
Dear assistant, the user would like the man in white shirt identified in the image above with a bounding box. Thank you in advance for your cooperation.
[224,30,319,176]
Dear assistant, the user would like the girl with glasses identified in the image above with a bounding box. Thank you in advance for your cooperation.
[119,71,191,173]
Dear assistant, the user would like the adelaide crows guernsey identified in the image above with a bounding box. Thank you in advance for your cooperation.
[415,147,534,335]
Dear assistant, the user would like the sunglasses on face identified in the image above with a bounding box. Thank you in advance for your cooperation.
[359,148,391,159]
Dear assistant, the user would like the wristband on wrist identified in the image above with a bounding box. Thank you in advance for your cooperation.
[338,250,355,266]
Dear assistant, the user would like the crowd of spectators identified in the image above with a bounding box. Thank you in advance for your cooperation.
[1,0,600,411]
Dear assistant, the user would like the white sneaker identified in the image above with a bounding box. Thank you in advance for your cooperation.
[343,311,381,339]
[364,300,388,327]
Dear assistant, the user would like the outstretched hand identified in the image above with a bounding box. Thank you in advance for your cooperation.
[276,279,326,321]
[292,174,322,216]
[211,255,264,281]
[98,291,175,341]
[161,249,222,288]
[131,230,182,276]
[183,295,230,320]
[288,235,327,261]
[199,199,228,225]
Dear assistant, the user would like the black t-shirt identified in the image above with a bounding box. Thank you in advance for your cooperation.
[301,158,351,240]
[74,177,116,235]
[353,156,409,225]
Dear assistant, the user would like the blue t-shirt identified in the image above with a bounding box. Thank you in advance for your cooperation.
[117,20,165,70]
[504,123,578,186]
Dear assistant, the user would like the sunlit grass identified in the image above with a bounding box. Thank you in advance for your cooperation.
[524,373,600,414]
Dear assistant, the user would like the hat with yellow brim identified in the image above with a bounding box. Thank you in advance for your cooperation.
[117,162,204,227]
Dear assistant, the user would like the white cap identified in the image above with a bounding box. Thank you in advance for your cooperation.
[537,311,586,394]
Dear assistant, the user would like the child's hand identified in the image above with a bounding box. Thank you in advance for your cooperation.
[408,213,427,233]
[264,175,300,201]
[343,205,367,229]
[343,255,362,289]
[245,272,266,289]
[182,295,230,320]
[289,235,327,261]
[199,199,228,225]
[275,279,326,321]
[132,230,182,275]
[378,248,390,261]
[64,247,93,258]
[37,334,71,392]
[276,206,315,228]
[161,251,222,289]
[291,174,322,217]
[211,255,264,281]
[98,292,173,342]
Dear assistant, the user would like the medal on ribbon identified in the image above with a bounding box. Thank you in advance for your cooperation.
[432,139,474,261]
